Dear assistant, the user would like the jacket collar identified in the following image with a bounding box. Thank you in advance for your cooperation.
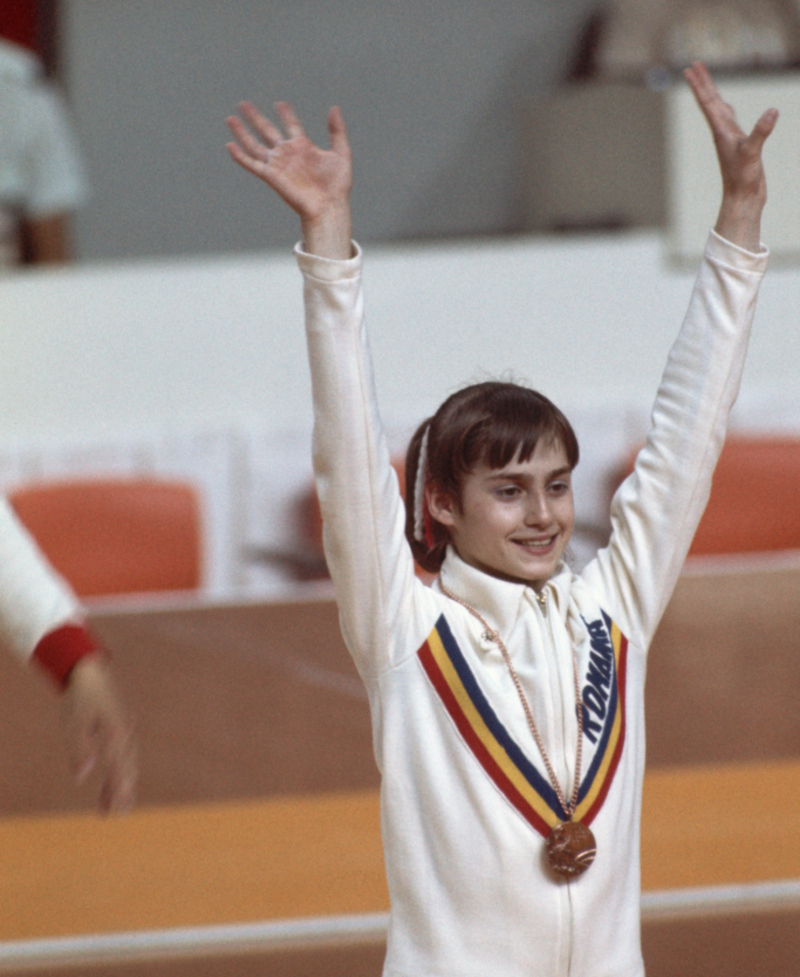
[436,546,571,638]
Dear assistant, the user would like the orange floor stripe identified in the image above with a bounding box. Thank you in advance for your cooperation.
[1,761,798,942]
[641,758,800,890]
[0,789,387,942]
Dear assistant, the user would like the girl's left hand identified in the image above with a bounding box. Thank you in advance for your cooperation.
[684,61,778,249]
[685,61,777,201]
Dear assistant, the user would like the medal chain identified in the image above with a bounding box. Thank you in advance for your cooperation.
[440,584,584,821]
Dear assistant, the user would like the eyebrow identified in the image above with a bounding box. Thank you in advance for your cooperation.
[485,465,573,482]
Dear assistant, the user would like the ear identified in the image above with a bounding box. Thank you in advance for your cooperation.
[426,485,458,528]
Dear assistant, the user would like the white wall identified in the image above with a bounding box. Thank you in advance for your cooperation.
[0,250,302,440]
[3,228,800,596]
[3,229,799,444]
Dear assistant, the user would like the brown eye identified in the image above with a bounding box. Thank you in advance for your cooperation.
[495,485,521,499]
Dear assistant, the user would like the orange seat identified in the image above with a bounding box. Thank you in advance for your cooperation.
[614,436,800,557]
[8,477,202,598]
[688,436,800,556]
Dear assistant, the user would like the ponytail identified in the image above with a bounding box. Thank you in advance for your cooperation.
[404,418,450,573]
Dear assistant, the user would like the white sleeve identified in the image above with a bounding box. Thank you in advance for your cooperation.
[582,230,768,648]
[297,244,430,680]
[0,497,82,664]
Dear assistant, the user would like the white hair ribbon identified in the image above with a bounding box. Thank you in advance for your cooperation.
[413,424,430,542]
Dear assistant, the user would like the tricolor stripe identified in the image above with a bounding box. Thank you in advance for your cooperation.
[419,615,567,833]
[574,612,627,825]
[418,611,628,837]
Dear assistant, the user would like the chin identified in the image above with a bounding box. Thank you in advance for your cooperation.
[519,557,564,587]
[481,562,553,587]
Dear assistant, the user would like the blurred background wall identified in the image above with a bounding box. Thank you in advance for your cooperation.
[59,0,599,262]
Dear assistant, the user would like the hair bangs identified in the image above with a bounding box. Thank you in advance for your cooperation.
[459,385,578,475]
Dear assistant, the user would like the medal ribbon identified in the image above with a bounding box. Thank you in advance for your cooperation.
[418,611,627,837]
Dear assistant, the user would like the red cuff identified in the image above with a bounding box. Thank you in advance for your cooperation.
[32,624,105,689]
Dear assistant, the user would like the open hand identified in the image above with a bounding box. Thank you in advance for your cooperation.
[227,102,352,246]
[684,62,778,248]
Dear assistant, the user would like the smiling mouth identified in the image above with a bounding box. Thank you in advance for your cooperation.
[514,536,557,553]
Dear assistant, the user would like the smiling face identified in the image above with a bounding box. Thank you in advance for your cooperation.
[428,439,575,589]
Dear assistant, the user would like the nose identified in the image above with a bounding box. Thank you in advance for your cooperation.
[524,491,552,527]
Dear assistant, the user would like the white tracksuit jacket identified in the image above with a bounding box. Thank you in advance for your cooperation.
[0,498,81,665]
[297,230,767,977]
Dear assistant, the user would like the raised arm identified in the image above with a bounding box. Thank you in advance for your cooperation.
[226,101,430,677]
[684,61,778,251]
[226,101,353,259]
[584,65,775,646]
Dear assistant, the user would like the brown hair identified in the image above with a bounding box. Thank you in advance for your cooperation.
[404,381,579,573]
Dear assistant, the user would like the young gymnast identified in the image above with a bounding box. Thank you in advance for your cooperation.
[227,62,776,976]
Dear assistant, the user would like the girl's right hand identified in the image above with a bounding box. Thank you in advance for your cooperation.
[226,102,353,259]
